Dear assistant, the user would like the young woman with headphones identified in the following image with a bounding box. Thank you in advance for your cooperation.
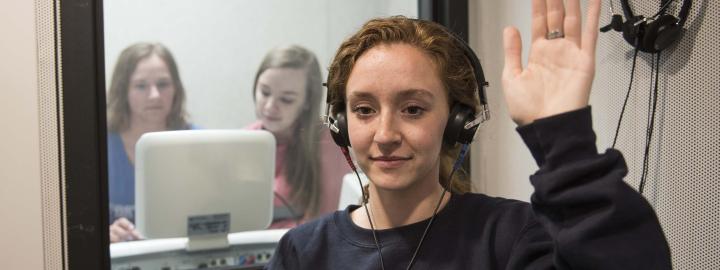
[267,0,671,269]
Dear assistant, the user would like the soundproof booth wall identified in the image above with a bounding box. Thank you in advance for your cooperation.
[471,0,718,269]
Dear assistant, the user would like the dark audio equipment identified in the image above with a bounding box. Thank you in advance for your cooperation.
[602,0,693,53]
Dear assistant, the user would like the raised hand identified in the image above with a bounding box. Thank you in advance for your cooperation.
[502,0,601,126]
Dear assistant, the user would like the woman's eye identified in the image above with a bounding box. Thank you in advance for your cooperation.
[280,97,296,104]
[403,105,425,116]
[156,80,171,90]
[352,106,375,116]
[133,83,148,91]
[261,90,270,97]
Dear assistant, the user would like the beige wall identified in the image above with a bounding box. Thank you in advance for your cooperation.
[469,1,720,269]
[469,0,537,201]
[469,0,595,202]
[0,0,45,268]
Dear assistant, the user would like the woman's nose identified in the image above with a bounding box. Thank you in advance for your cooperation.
[263,97,277,111]
[373,112,401,146]
[148,85,160,99]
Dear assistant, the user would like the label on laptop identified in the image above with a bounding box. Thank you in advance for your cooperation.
[187,213,230,236]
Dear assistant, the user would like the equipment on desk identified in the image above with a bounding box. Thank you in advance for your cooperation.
[110,229,288,270]
[135,130,275,251]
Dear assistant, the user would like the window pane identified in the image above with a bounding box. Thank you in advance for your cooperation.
[104,0,416,268]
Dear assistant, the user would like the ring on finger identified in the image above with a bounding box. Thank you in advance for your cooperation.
[546,29,564,40]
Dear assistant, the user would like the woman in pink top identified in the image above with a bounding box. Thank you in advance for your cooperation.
[248,45,351,228]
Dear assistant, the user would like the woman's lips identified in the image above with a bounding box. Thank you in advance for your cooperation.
[263,115,281,122]
[370,156,412,169]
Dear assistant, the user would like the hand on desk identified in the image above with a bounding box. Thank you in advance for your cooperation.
[110,217,143,243]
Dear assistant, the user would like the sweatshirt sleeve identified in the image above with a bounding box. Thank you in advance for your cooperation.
[509,107,672,270]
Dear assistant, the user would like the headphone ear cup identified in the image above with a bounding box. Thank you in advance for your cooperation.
[651,14,682,52]
[623,16,647,50]
[443,104,477,146]
[329,111,351,147]
[654,24,682,51]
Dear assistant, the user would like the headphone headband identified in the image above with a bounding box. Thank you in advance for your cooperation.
[322,18,490,147]
[620,0,693,27]
[440,27,489,106]
[614,0,693,53]
[452,37,491,132]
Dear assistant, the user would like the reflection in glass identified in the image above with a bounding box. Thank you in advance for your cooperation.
[106,43,195,243]
[248,46,351,228]
[104,0,418,268]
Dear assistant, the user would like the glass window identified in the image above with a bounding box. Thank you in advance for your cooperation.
[104,0,416,268]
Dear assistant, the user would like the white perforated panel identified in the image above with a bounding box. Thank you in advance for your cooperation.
[36,0,66,269]
[593,1,719,269]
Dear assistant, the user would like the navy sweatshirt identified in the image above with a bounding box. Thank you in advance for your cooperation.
[265,107,671,269]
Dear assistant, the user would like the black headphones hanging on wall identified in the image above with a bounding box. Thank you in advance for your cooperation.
[602,0,693,53]
[601,0,693,194]
[323,26,490,148]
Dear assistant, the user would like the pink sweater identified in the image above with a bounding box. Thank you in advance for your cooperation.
[246,122,350,228]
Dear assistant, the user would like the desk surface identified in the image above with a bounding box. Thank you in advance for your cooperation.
[110,229,287,270]
[111,229,288,258]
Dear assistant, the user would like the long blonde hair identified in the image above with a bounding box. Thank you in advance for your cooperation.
[326,17,479,193]
[253,45,324,216]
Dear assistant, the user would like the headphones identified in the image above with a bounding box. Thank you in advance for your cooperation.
[323,23,490,148]
[603,0,692,53]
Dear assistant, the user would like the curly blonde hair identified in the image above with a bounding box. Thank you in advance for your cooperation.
[327,16,481,193]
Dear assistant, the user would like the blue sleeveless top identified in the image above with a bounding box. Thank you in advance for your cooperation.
[107,125,197,223]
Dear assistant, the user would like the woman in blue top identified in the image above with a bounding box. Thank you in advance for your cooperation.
[106,42,193,243]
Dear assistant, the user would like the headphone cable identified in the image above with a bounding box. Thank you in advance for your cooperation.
[612,47,641,148]
[651,0,676,20]
[640,54,656,191]
[339,142,470,270]
[340,147,386,270]
[639,52,662,194]
[406,143,470,270]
